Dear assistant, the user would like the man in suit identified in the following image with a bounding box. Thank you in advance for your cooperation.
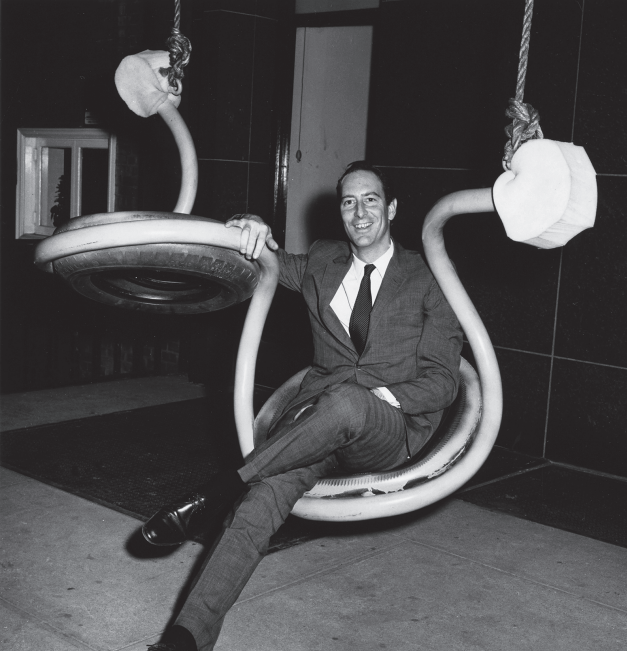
[144,161,463,651]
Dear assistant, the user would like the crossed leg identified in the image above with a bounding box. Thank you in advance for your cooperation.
[173,383,424,650]
[174,460,334,650]
[241,382,413,482]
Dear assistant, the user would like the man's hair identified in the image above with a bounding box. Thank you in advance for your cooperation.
[336,161,396,206]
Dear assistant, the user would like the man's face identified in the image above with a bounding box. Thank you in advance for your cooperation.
[339,170,397,261]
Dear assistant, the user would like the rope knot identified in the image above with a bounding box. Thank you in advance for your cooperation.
[502,98,543,170]
[159,29,192,96]
[157,0,192,96]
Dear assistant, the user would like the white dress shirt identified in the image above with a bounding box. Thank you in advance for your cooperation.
[329,240,400,408]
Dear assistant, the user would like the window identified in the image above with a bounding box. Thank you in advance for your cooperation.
[16,128,116,239]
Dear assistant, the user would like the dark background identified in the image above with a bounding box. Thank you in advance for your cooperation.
[1,0,625,479]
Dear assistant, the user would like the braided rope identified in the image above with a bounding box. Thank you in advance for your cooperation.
[160,0,192,96]
[503,0,543,170]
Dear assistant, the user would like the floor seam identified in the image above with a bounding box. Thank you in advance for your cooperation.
[384,537,627,615]
[551,461,627,484]
[455,461,552,493]
[114,632,161,650]
[0,594,99,650]
[234,538,409,605]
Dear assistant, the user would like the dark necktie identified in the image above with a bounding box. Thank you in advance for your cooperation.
[349,264,376,355]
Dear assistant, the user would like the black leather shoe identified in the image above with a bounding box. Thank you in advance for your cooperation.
[142,470,246,546]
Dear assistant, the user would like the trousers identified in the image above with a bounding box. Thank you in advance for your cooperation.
[175,383,430,650]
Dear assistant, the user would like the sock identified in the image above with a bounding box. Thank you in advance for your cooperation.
[161,625,198,651]
[198,469,247,504]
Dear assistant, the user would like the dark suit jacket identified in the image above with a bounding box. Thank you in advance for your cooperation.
[277,239,464,447]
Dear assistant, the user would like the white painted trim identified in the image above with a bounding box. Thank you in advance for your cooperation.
[107,134,117,212]
[16,128,115,240]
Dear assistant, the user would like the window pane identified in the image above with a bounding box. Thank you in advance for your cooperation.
[43,147,72,228]
[81,148,109,216]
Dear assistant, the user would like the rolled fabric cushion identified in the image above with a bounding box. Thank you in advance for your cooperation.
[493,139,597,249]
[114,49,182,118]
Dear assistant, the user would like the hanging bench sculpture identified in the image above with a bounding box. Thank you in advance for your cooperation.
[34,0,596,522]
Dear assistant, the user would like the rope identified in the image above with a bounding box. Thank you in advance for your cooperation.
[160,0,192,96]
[502,0,543,170]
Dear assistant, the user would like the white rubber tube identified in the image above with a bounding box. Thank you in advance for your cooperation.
[421,188,502,466]
[157,101,198,215]
[233,249,279,457]
[291,188,502,521]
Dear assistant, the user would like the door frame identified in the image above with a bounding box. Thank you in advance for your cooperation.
[271,7,380,248]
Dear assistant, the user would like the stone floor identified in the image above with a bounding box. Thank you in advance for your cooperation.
[1,378,626,650]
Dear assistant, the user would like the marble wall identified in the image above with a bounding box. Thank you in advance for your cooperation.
[368,0,626,477]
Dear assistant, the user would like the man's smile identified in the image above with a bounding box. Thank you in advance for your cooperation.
[340,169,397,261]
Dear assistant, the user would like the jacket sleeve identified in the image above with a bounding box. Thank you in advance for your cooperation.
[385,276,463,416]
[276,248,309,293]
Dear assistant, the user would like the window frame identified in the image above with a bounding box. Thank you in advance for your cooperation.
[16,128,116,239]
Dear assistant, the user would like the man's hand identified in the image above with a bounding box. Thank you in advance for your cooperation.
[225,214,279,260]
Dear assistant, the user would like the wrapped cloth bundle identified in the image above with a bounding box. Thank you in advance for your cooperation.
[114,50,181,118]
[493,139,597,249]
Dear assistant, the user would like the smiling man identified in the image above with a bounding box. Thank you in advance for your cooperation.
[339,164,396,260]
[143,161,463,651]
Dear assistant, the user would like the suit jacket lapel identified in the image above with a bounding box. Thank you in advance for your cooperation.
[365,244,409,349]
[318,251,355,351]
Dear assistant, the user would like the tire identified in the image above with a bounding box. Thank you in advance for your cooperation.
[47,212,258,314]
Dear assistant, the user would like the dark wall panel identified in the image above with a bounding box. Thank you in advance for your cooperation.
[494,348,551,458]
[462,344,551,457]
[377,167,476,253]
[446,209,561,356]
[195,160,249,220]
[555,176,627,368]
[194,10,256,161]
[546,359,627,477]
[519,0,583,145]
[247,163,275,217]
[369,0,523,170]
[573,0,627,174]
[250,16,280,163]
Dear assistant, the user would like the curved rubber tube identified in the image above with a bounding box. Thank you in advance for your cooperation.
[34,218,279,455]
[36,94,499,516]
[157,101,198,215]
[291,188,502,521]
[234,249,279,457]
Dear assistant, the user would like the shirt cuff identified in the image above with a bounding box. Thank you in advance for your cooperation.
[375,387,401,408]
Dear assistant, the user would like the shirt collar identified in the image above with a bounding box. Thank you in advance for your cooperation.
[350,239,395,278]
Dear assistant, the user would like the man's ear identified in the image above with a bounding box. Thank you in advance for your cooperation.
[388,198,397,221]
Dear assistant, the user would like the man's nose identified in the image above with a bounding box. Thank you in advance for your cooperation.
[354,201,367,218]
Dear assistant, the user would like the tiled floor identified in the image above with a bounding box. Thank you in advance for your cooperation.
[2,468,626,650]
[1,378,626,650]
